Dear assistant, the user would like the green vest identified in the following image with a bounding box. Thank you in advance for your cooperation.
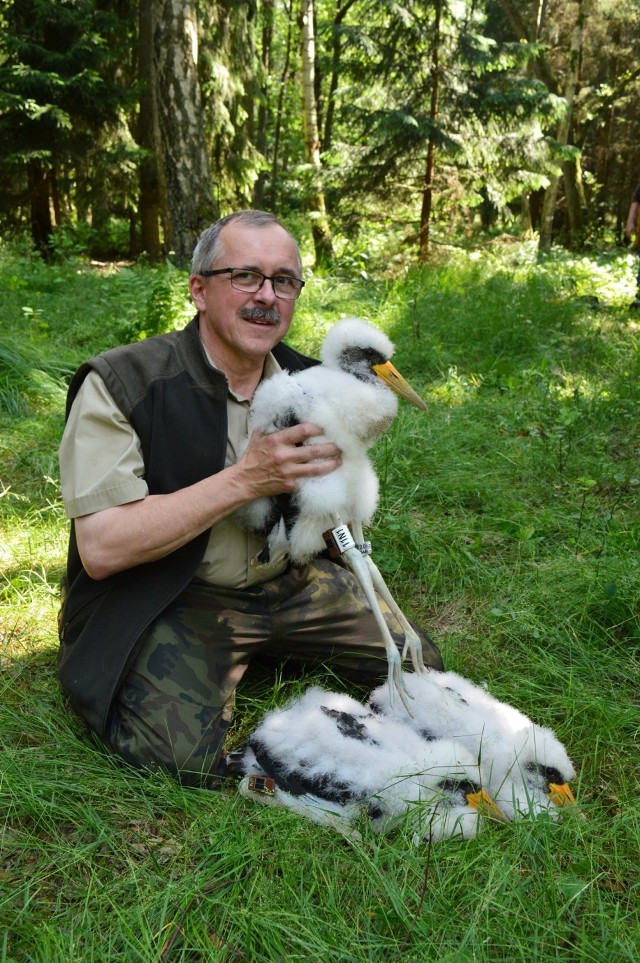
[58,316,316,735]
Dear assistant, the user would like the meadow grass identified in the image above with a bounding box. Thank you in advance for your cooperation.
[1,239,639,961]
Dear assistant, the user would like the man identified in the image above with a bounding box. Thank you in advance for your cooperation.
[624,182,640,308]
[58,210,442,787]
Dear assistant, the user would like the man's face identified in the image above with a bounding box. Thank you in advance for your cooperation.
[190,221,301,368]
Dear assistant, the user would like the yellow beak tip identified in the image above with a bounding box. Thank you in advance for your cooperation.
[548,783,576,807]
[466,789,509,823]
[372,360,427,410]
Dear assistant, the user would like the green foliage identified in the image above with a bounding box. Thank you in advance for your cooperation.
[198,2,267,209]
[117,263,193,343]
[1,243,639,961]
[320,1,562,234]
[47,216,136,263]
[0,336,70,415]
[0,0,638,260]
[0,0,136,246]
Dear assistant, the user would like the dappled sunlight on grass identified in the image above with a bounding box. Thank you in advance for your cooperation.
[1,240,639,962]
[426,365,482,406]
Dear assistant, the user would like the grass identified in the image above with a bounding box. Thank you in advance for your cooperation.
[1,237,639,960]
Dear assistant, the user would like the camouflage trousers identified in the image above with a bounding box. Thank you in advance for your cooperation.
[105,557,443,787]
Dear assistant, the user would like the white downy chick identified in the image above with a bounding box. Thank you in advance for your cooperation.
[370,671,577,821]
[236,686,502,843]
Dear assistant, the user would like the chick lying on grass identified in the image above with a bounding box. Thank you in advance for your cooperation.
[369,671,577,821]
[232,686,504,843]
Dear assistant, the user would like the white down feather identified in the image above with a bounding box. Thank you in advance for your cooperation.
[238,686,486,843]
[237,318,400,563]
[369,671,577,820]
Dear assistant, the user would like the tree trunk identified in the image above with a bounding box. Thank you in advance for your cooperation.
[153,0,217,265]
[138,0,162,261]
[520,193,533,236]
[538,0,592,253]
[534,0,549,38]
[419,0,442,261]
[323,0,357,154]
[254,0,275,209]
[269,1,294,209]
[300,0,334,267]
[501,0,593,252]
[562,153,586,243]
[27,160,53,256]
[499,0,558,94]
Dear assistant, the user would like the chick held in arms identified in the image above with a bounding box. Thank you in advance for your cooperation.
[236,318,430,711]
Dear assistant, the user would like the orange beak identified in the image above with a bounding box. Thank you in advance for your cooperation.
[548,782,576,807]
[372,360,427,410]
[466,788,509,823]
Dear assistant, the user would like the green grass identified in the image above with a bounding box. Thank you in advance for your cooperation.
[1,238,639,961]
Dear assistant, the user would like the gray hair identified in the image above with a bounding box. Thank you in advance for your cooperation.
[191,210,302,276]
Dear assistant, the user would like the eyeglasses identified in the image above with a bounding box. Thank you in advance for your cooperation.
[201,267,305,301]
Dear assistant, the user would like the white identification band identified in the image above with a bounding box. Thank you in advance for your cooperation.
[323,523,356,557]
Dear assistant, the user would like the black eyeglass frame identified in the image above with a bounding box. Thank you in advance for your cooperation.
[200,267,305,300]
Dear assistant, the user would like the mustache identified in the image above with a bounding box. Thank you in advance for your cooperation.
[240,306,281,323]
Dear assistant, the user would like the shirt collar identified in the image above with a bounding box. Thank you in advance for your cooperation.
[200,343,283,403]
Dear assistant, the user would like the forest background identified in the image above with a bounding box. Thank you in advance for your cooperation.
[2,1,640,959]
[1,0,640,267]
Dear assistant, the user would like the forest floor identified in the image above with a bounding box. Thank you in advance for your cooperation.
[1,238,639,961]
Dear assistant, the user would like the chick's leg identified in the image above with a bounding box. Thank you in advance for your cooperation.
[350,521,429,678]
[341,544,413,713]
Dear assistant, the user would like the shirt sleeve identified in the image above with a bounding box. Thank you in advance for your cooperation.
[59,369,149,518]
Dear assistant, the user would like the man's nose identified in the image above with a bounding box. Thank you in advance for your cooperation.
[255,277,278,304]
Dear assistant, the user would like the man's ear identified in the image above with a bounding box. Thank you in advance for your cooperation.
[189,274,207,310]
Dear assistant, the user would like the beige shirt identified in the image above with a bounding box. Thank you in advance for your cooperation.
[59,353,289,589]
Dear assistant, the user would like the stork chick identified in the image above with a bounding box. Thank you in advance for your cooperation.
[237,318,429,710]
[234,686,503,843]
[370,671,577,821]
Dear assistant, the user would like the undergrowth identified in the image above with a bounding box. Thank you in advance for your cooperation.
[1,239,638,961]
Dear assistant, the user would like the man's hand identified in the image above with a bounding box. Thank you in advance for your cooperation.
[234,422,342,498]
